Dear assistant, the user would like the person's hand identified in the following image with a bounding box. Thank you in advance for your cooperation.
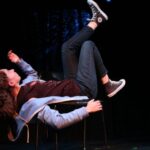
[8,50,21,63]
[86,99,102,113]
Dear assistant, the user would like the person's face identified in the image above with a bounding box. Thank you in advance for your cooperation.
[0,69,21,86]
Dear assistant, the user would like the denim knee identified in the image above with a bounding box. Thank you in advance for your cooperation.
[81,40,95,50]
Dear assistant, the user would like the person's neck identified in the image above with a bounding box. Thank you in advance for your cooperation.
[11,85,21,98]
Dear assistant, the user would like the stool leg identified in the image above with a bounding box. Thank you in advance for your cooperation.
[83,119,86,150]
[55,131,58,150]
[95,111,108,150]
[101,110,108,148]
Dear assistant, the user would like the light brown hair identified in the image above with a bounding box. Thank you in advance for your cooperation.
[0,89,16,118]
[0,71,10,89]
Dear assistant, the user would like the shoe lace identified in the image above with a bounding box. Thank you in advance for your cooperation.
[90,5,98,21]
[86,8,98,22]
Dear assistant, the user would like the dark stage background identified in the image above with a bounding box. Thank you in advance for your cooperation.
[0,0,149,148]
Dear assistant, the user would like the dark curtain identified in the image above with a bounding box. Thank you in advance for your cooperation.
[5,8,92,80]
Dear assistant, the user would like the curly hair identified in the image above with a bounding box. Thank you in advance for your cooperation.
[0,71,9,89]
[0,72,17,141]
[0,89,16,118]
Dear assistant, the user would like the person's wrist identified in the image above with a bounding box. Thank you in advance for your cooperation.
[15,58,21,63]
[85,107,91,113]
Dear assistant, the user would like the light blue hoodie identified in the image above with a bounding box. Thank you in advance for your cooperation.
[12,59,89,142]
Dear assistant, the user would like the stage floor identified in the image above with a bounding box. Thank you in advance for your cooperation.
[0,139,150,150]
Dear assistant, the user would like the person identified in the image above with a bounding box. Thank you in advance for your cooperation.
[0,0,125,141]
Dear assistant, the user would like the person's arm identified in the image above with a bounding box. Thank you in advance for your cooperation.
[37,99,102,129]
[8,50,39,84]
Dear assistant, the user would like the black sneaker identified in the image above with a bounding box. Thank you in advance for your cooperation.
[87,0,108,23]
[105,79,126,98]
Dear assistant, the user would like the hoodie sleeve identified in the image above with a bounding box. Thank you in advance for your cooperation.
[37,105,89,129]
[16,59,40,85]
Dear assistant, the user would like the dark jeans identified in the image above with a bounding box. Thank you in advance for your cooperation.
[61,26,108,98]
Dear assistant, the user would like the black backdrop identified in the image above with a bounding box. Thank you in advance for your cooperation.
[0,0,149,143]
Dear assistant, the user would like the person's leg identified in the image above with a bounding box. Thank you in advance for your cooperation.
[76,40,126,98]
[76,40,108,98]
[61,26,94,79]
[90,41,126,98]
[61,0,108,79]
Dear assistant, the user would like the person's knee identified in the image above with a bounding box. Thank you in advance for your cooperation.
[83,40,95,45]
[81,40,95,53]
[82,40,95,48]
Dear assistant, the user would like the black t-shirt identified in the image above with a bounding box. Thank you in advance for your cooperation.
[16,79,81,112]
